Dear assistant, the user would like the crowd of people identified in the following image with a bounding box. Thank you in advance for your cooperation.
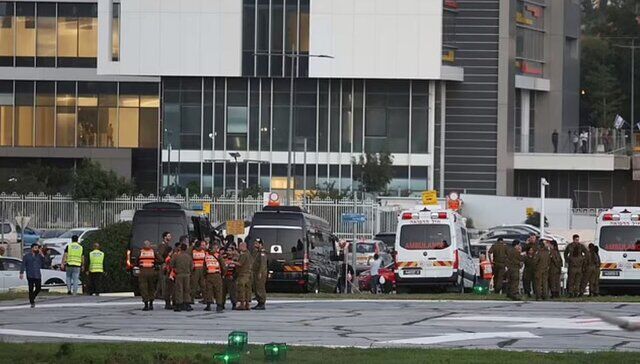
[131,232,268,313]
[484,233,601,300]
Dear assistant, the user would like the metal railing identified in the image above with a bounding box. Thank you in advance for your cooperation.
[0,193,403,238]
[515,128,630,154]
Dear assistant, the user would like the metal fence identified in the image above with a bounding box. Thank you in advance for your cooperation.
[0,194,402,238]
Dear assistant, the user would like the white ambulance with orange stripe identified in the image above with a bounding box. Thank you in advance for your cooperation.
[596,207,640,291]
[394,206,476,293]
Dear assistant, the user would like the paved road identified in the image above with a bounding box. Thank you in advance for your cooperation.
[2,296,640,351]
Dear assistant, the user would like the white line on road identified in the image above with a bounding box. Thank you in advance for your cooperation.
[0,328,370,349]
[378,331,540,345]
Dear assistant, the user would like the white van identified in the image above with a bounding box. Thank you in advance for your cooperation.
[595,207,640,291]
[394,206,476,293]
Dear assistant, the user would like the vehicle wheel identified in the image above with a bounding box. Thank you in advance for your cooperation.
[44,278,64,286]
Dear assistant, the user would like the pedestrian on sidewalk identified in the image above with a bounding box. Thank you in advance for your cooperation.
[87,243,105,296]
[20,243,45,308]
[62,235,84,295]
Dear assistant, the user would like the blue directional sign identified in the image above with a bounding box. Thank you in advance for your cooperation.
[341,213,367,223]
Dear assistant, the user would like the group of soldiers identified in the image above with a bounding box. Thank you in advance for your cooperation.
[487,233,601,300]
[133,232,268,312]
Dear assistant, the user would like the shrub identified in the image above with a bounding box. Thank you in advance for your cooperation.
[81,222,133,293]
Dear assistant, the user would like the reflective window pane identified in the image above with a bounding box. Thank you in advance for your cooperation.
[111,3,120,61]
[139,108,158,148]
[56,82,75,147]
[0,2,14,66]
[36,3,56,67]
[15,2,35,66]
[57,5,78,58]
[35,82,54,147]
[119,107,139,148]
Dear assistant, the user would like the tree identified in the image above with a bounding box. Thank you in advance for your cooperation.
[0,162,70,194]
[306,181,350,200]
[524,212,549,228]
[81,222,133,293]
[240,184,265,199]
[72,159,134,201]
[354,152,394,193]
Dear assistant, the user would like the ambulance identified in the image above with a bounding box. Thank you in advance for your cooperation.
[596,207,640,291]
[394,206,476,293]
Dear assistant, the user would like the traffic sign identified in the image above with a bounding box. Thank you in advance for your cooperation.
[422,190,438,205]
[341,213,367,223]
[203,202,212,214]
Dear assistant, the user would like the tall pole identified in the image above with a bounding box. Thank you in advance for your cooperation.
[286,56,295,205]
[234,156,239,220]
[167,143,172,190]
[540,178,548,237]
[303,138,307,209]
[632,38,635,151]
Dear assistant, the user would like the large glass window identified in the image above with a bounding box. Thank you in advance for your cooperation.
[14,81,33,146]
[119,83,141,148]
[57,3,78,63]
[15,2,35,67]
[0,80,12,146]
[111,2,120,61]
[411,81,429,154]
[78,4,97,60]
[35,81,54,146]
[36,3,56,67]
[365,80,410,153]
[0,2,14,66]
[56,81,75,147]
[242,0,310,77]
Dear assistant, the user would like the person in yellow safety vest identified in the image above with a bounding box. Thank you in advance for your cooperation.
[87,243,104,296]
[62,235,84,295]
[190,241,206,303]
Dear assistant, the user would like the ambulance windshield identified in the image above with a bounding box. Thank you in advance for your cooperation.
[400,224,451,250]
[599,226,640,251]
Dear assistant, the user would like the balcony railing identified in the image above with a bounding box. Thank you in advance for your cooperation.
[515,128,630,155]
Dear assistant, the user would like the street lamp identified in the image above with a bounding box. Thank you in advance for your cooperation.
[254,52,333,205]
[229,152,241,220]
[540,178,549,237]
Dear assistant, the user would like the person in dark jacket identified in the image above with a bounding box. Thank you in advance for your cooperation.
[20,243,45,308]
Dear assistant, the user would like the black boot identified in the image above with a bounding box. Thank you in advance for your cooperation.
[142,302,149,311]
[165,302,172,310]
[252,303,265,310]
[174,304,182,312]
[204,303,211,311]
[216,305,224,313]
[149,301,154,311]
[185,304,193,312]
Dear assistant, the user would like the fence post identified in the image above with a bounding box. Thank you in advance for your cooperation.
[74,201,79,227]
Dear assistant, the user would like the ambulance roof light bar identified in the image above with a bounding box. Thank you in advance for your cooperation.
[603,213,620,221]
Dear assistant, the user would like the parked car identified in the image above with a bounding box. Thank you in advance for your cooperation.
[36,229,67,240]
[344,239,393,274]
[16,226,40,246]
[373,232,396,252]
[41,228,99,250]
[0,256,67,292]
[358,262,396,293]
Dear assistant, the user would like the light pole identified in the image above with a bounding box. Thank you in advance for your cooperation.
[254,52,333,205]
[540,178,549,237]
[229,152,241,220]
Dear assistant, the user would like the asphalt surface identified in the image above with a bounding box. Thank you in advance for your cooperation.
[1,295,640,351]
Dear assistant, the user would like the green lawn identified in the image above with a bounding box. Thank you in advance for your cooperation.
[0,343,636,364]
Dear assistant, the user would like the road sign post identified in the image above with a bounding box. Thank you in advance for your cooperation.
[341,213,367,294]
[15,215,31,257]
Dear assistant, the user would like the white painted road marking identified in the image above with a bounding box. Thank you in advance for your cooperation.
[379,331,540,345]
[437,315,640,331]
[0,328,369,348]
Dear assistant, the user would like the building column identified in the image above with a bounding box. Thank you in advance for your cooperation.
[428,80,436,191]
[520,89,530,153]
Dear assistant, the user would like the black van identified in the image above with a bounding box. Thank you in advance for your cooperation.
[246,206,339,293]
[128,202,211,264]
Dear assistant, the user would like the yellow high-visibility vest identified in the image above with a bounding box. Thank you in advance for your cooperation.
[66,242,83,267]
[89,249,104,273]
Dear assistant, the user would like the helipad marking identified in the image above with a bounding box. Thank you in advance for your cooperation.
[379,331,540,345]
[437,315,640,331]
